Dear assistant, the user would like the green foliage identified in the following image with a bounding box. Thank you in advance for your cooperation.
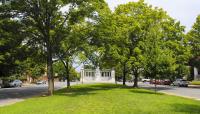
[0,6,25,77]
[53,61,79,81]
[187,15,200,69]
[18,58,45,81]
[187,15,200,57]
[0,0,192,84]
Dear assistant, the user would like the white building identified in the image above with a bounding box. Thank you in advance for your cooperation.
[80,67,115,83]
[194,67,200,80]
[0,0,12,5]
[0,79,2,85]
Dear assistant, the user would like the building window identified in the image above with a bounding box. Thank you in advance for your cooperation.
[101,72,104,77]
[85,72,95,77]
[85,72,88,77]
[101,72,111,77]
[198,68,200,75]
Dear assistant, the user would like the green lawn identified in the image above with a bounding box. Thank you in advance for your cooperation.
[1,84,200,114]
[191,81,200,85]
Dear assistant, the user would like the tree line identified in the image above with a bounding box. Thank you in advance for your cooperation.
[0,0,199,95]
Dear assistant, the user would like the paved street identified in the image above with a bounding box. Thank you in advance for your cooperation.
[117,82,200,100]
[0,82,79,107]
[133,82,200,100]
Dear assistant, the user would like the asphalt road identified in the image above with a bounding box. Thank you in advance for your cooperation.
[129,82,200,100]
[0,82,78,107]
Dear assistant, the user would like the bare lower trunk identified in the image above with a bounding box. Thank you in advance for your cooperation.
[154,78,157,93]
[60,59,70,88]
[123,63,126,86]
[115,76,117,85]
[47,45,54,96]
[133,72,138,88]
[66,59,70,88]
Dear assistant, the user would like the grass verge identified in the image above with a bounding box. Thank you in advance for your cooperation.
[190,81,200,85]
[0,83,200,114]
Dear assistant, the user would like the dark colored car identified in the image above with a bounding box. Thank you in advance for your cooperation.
[163,79,171,85]
[150,79,171,85]
[150,79,163,85]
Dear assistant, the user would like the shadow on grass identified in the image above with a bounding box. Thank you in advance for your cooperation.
[141,85,176,91]
[55,83,163,97]
[171,103,200,113]
[55,84,122,97]
[129,89,163,95]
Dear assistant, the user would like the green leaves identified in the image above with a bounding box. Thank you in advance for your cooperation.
[187,15,200,57]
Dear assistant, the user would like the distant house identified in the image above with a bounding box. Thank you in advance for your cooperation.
[189,56,200,81]
[193,67,200,80]
[0,79,2,87]
[0,0,13,5]
[80,67,115,83]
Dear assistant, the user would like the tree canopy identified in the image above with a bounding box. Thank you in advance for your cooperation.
[0,0,195,92]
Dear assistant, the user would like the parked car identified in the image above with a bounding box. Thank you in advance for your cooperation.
[1,80,10,88]
[142,79,150,82]
[150,79,163,85]
[163,79,172,85]
[128,79,134,83]
[36,80,46,85]
[172,79,189,87]
[9,80,22,87]
[118,79,123,82]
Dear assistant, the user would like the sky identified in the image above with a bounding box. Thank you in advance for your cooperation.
[106,0,200,32]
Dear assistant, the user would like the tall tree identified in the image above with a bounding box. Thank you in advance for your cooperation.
[109,0,189,87]
[54,0,110,88]
[187,15,200,57]
[187,15,200,71]
[113,1,163,87]
[9,0,107,95]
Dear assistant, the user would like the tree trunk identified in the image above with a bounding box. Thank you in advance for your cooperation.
[154,78,157,93]
[133,71,138,88]
[123,63,126,86]
[47,44,54,96]
[66,59,70,88]
[60,59,70,88]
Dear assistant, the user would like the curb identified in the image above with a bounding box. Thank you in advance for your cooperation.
[161,91,200,101]
[188,85,200,88]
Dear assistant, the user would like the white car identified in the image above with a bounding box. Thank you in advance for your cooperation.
[9,80,22,87]
[36,80,46,85]
[172,79,189,87]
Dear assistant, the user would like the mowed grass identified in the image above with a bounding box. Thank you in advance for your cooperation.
[191,81,200,85]
[0,84,200,114]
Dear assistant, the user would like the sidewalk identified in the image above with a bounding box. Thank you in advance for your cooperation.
[0,99,24,107]
[22,83,36,87]
[189,84,200,88]
[0,82,70,107]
